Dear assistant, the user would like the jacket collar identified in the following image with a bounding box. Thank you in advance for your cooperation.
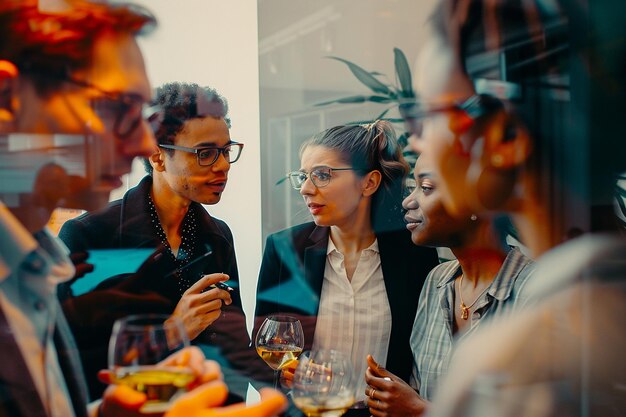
[118,176,231,248]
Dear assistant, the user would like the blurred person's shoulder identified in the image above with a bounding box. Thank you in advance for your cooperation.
[525,233,626,299]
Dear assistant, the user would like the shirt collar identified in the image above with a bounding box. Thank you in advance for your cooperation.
[434,247,532,302]
[0,201,74,284]
[486,248,532,301]
[326,236,380,256]
[0,201,38,283]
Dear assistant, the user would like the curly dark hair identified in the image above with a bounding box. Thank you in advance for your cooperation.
[143,82,230,174]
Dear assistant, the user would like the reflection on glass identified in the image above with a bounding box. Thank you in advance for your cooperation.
[108,315,192,413]
[255,315,305,388]
[292,350,355,417]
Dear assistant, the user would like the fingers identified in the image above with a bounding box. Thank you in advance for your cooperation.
[184,273,229,295]
[69,251,89,264]
[68,252,94,280]
[367,354,391,378]
[368,400,385,417]
[195,299,229,316]
[98,369,114,384]
[161,346,211,376]
[73,262,95,279]
[198,388,287,417]
[198,359,222,384]
[195,289,232,306]
[164,381,229,417]
[366,392,389,415]
[100,385,146,416]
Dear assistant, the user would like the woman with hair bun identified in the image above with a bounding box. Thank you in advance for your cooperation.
[253,120,439,413]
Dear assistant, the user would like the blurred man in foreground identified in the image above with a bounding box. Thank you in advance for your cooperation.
[0,1,286,416]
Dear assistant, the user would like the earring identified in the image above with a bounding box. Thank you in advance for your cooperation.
[470,214,478,221]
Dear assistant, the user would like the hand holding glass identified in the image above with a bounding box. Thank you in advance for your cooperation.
[108,314,193,413]
[291,350,355,417]
[255,315,304,388]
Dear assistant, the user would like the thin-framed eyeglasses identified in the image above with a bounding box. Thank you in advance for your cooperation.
[158,142,244,166]
[61,75,152,140]
[287,166,355,190]
[398,94,504,138]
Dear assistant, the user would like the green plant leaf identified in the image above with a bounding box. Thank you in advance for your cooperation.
[375,108,391,120]
[328,56,392,95]
[368,96,393,103]
[315,95,393,107]
[394,48,414,98]
[315,95,367,106]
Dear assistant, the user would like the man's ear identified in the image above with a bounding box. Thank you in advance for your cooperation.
[465,111,531,211]
[0,60,19,123]
[149,150,166,172]
[482,111,531,170]
[362,170,382,197]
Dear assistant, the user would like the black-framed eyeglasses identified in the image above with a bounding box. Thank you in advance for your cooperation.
[158,142,244,166]
[398,94,504,138]
[287,166,355,190]
[61,75,151,140]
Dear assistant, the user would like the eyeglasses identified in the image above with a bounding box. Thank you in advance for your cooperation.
[287,166,355,190]
[62,75,150,140]
[399,94,504,138]
[158,142,244,166]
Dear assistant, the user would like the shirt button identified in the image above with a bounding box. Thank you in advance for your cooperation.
[34,301,46,311]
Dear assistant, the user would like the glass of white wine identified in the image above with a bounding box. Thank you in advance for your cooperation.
[255,315,304,388]
[292,349,355,417]
[108,314,193,413]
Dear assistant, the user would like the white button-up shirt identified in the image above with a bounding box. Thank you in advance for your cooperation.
[312,237,392,402]
[0,202,77,417]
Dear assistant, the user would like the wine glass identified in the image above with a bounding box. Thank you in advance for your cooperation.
[291,350,355,417]
[108,314,192,413]
[255,315,305,388]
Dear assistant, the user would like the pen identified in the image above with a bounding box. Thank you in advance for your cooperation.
[210,281,234,292]
[164,246,213,280]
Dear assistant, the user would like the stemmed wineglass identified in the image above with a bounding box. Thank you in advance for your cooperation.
[108,314,193,413]
[255,315,305,388]
[291,350,355,417]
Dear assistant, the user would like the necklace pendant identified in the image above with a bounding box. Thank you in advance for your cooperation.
[460,303,470,320]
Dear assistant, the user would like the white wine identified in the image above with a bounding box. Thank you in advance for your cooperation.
[293,395,355,417]
[256,344,303,370]
[113,366,195,406]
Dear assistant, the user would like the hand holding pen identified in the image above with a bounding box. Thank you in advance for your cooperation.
[170,273,233,341]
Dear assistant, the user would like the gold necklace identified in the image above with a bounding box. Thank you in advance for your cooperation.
[457,275,490,320]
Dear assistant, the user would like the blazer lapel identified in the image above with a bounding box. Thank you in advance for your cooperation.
[54,313,89,417]
[119,176,161,248]
[0,308,48,417]
[378,232,408,318]
[303,226,329,302]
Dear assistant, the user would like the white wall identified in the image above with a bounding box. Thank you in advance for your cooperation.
[129,0,262,324]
